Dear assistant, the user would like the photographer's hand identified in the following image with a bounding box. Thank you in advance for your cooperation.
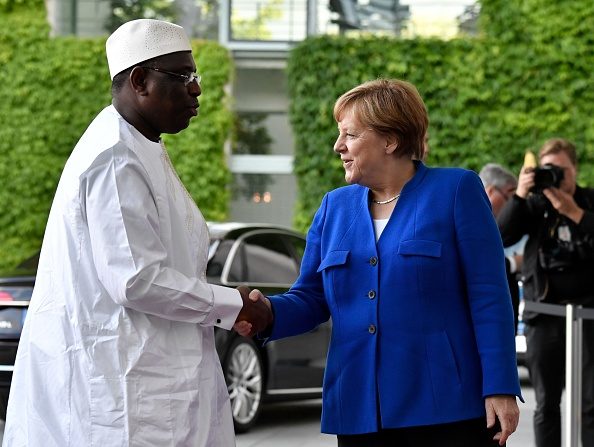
[543,187,584,223]
[516,167,535,199]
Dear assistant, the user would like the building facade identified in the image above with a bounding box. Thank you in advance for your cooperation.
[46,0,475,227]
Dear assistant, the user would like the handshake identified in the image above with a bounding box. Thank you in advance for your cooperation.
[234,286,273,337]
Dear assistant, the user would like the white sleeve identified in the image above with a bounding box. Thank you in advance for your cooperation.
[82,147,242,328]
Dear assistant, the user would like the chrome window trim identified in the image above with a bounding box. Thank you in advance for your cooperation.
[223,280,295,289]
[0,302,29,307]
[220,229,303,286]
[266,387,323,395]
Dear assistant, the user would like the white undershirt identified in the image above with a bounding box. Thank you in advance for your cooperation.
[373,218,390,241]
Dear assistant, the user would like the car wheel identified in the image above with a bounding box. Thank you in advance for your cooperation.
[223,336,264,433]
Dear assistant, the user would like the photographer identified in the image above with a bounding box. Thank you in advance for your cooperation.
[498,138,594,447]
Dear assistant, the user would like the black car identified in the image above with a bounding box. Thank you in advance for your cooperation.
[206,222,330,432]
[0,254,36,421]
[0,223,331,432]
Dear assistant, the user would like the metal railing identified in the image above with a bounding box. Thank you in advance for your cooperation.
[523,300,594,447]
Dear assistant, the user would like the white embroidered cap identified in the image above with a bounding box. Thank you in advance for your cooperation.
[106,19,192,80]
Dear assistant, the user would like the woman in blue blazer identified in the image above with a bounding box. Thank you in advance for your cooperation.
[236,79,522,446]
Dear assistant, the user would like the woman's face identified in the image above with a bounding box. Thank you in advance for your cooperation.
[333,108,393,186]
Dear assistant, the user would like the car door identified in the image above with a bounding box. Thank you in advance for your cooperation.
[227,231,330,392]
[267,233,330,392]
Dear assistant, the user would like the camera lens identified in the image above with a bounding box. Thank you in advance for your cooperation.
[531,164,564,193]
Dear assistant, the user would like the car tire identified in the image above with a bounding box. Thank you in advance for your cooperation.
[223,336,264,433]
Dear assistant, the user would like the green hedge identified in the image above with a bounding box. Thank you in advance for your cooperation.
[287,0,594,231]
[4,0,594,265]
[0,5,233,270]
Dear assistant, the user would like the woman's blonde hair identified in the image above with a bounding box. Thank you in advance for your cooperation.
[333,79,429,159]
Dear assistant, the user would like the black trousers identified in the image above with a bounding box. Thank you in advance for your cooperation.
[337,417,503,447]
[525,315,594,447]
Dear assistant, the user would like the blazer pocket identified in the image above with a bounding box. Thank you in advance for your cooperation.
[426,331,462,410]
[317,250,350,272]
[398,240,442,258]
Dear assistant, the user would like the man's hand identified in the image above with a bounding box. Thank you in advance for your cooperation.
[234,286,272,337]
[516,167,535,199]
[543,187,584,223]
[485,395,520,446]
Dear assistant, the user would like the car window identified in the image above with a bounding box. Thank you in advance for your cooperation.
[239,234,299,284]
[227,243,246,283]
[284,235,306,265]
[207,240,238,280]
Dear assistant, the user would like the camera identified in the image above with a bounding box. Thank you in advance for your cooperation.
[531,164,564,193]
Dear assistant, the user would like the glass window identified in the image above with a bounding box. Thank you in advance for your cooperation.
[242,233,299,284]
[227,243,247,283]
[230,0,308,42]
[230,173,297,227]
[284,235,306,265]
[207,240,243,281]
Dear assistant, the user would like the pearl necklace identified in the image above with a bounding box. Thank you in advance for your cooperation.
[371,193,400,205]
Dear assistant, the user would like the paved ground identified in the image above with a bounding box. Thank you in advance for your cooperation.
[0,368,554,446]
[237,367,539,447]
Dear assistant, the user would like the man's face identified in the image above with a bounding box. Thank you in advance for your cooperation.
[540,151,577,195]
[486,183,516,217]
[141,51,201,136]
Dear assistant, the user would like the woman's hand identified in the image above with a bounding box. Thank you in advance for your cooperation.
[485,395,520,445]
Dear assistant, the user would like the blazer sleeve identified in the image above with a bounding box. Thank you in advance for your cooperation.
[455,171,523,400]
[266,194,331,341]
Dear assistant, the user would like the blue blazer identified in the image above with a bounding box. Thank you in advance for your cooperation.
[268,162,522,435]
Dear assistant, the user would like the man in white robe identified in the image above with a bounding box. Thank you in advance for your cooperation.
[2,19,271,447]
